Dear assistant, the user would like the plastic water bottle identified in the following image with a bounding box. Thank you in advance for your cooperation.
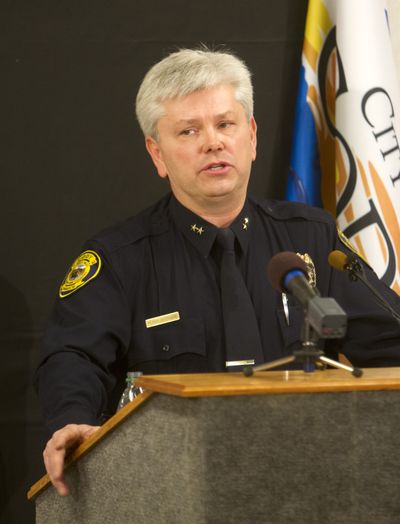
[117,371,144,411]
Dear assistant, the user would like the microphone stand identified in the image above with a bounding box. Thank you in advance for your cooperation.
[243,313,363,378]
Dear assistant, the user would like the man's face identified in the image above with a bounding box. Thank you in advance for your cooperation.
[146,84,257,214]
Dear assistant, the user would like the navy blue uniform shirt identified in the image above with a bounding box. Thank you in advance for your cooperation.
[35,193,400,433]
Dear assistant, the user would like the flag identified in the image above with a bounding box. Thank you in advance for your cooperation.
[286,0,400,292]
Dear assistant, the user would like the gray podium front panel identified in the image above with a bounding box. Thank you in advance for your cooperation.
[35,391,400,524]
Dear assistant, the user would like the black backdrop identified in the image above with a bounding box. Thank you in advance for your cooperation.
[0,1,308,522]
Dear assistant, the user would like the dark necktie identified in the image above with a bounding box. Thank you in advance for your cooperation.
[216,228,264,370]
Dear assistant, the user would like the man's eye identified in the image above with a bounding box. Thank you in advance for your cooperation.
[219,121,234,129]
[180,128,196,136]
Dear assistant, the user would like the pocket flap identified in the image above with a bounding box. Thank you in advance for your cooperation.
[131,316,206,365]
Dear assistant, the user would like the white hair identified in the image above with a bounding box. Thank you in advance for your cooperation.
[135,47,254,139]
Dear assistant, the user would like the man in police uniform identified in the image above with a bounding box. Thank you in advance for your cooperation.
[36,48,400,496]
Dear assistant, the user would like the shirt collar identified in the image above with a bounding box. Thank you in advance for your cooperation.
[169,194,252,257]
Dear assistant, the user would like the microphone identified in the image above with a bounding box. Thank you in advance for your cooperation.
[328,250,400,325]
[267,252,317,306]
[267,252,347,338]
[328,250,361,278]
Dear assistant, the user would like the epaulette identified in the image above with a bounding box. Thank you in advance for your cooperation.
[253,198,371,269]
[254,197,335,225]
[89,194,171,254]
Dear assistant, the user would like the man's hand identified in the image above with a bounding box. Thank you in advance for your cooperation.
[43,424,100,496]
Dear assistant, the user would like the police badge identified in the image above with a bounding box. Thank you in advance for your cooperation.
[296,252,316,287]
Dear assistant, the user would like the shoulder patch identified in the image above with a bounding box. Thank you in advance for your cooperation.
[337,227,359,254]
[59,250,102,298]
[337,228,369,264]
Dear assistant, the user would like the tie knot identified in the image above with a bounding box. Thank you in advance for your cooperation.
[216,228,235,251]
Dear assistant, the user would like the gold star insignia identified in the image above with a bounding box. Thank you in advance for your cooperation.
[190,224,204,235]
[242,217,249,230]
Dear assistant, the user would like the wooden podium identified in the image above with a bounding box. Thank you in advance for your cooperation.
[28,368,400,523]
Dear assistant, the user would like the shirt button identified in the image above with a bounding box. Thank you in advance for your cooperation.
[162,344,170,352]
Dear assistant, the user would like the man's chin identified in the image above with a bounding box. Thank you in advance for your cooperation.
[204,183,246,200]
[201,190,236,202]
[201,179,239,197]
[198,189,247,210]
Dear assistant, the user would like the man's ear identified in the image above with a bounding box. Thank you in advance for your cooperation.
[250,116,257,161]
[145,136,168,178]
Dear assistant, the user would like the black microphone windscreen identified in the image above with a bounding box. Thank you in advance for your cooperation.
[267,252,308,292]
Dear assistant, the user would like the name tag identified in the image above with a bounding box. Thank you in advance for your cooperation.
[225,359,255,368]
[145,311,180,328]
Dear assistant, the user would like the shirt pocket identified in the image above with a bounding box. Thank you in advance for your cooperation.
[130,316,206,367]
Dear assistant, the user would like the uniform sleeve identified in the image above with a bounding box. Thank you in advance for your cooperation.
[326,235,400,367]
[34,241,131,434]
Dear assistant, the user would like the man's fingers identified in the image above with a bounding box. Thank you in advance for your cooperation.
[43,443,68,496]
[50,475,70,497]
[43,424,100,496]
[81,425,100,440]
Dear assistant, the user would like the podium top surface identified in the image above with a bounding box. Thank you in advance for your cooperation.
[135,367,400,397]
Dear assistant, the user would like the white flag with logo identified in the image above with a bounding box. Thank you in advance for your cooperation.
[287,0,400,291]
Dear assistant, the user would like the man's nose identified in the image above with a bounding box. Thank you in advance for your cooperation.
[202,128,224,152]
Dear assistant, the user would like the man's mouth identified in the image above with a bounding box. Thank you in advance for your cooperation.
[201,161,232,172]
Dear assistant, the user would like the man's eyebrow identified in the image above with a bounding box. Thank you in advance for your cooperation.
[175,118,201,126]
[215,111,236,119]
[174,111,237,126]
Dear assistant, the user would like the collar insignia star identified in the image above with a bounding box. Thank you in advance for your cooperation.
[242,217,249,230]
[190,224,205,235]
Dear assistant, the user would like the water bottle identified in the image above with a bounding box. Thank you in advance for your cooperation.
[117,371,144,411]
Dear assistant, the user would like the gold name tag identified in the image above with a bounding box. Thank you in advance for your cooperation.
[225,359,255,367]
[145,311,180,329]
